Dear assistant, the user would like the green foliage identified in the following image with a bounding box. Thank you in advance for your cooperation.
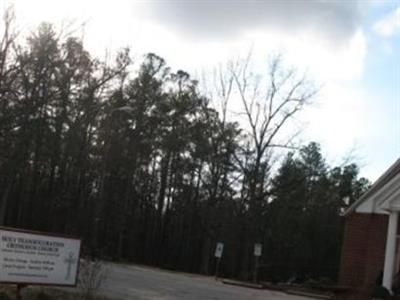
[266,143,370,280]
[303,277,336,289]
[371,285,391,299]
[0,292,11,300]
[0,12,370,282]
[27,290,52,300]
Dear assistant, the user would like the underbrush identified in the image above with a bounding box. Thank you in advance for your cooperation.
[0,286,114,300]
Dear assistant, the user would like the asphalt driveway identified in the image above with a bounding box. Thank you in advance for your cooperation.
[100,263,312,300]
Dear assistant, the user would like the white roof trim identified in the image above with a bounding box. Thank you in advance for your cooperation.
[376,173,400,211]
[344,158,400,216]
[386,186,400,211]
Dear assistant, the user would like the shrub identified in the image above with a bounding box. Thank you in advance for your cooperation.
[78,259,108,300]
[27,290,53,300]
[371,285,391,300]
[0,292,11,300]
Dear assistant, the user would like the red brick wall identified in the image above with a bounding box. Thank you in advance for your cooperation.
[339,213,388,300]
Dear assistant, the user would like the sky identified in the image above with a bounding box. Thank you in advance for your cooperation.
[2,0,399,181]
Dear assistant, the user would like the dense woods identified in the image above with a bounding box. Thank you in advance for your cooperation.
[0,14,370,282]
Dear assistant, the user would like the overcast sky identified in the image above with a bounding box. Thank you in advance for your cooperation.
[3,0,400,181]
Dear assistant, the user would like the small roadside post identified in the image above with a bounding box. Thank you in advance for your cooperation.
[253,243,262,283]
[214,242,224,280]
[16,284,25,300]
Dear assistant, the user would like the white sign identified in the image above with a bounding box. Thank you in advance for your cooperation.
[0,228,81,286]
[214,242,224,258]
[254,243,262,257]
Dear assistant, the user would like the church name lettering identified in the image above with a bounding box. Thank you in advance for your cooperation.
[1,236,64,253]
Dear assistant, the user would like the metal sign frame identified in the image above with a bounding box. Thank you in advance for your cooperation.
[0,226,82,287]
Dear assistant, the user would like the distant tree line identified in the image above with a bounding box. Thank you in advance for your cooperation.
[0,12,370,282]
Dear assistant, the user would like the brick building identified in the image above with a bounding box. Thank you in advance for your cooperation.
[339,158,400,299]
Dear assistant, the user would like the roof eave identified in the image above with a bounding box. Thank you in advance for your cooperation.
[342,158,400,217]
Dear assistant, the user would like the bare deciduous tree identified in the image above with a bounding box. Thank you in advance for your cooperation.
[226,53,318,278]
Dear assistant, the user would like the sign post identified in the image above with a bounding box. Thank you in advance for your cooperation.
[0,227,81,299]
[214,242,224,280]
[16,284,25,300]
[253,243,262,283]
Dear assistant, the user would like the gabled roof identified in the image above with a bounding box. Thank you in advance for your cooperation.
[344,158,400,216]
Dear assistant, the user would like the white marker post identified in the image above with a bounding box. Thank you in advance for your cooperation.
[0,227,81,300]
[253,243,262,283]
[214,242,224,280]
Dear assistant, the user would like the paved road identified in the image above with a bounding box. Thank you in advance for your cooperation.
[100,263,311,300]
